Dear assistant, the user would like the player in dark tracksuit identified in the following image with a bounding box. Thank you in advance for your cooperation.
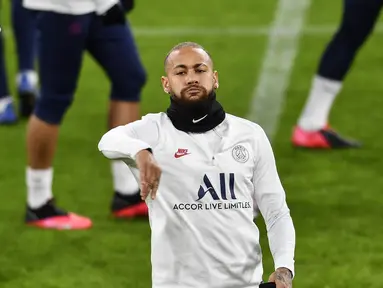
[292,0,383,149]
[0,0,38,124]
[12,0,39,117]
[24,1,148,229]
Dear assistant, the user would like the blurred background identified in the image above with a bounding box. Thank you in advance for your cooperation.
[1,0,383,287]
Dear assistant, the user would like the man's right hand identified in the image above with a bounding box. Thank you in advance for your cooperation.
[135,149,162,200]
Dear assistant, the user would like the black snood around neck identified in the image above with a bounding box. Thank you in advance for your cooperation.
[166,91,226,133]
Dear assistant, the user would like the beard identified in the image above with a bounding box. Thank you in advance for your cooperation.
[170,85,212,105]
[168,87,217,119]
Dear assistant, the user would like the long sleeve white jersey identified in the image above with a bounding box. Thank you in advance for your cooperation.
[98,112,296,288]
[23,0,118,15]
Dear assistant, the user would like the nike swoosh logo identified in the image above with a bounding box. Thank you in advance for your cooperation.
[192,114,208,123]
[174,152,190,158]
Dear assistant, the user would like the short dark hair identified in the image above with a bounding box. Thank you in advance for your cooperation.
[164,42,212,70]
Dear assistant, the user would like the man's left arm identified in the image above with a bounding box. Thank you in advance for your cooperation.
[252,127,296,287]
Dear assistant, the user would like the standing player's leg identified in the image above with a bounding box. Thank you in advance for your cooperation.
[87,14,147,218]
[292,0,383,148]
[25,12,92,229]
[11,0,38,117]
[0,32,17,124]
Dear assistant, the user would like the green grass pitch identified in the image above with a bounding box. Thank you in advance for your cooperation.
[1,1,383,287]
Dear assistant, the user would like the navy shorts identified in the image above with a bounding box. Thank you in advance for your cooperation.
[35,11,146,124]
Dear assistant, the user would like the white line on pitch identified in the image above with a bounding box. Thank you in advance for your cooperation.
[247,0,313,140]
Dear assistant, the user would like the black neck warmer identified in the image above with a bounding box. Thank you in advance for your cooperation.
[166,91,226,133]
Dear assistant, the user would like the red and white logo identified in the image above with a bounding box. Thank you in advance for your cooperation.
[174,148,190,158]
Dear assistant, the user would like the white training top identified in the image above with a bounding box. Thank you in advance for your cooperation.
[98,112,296,288]
[23,0,118,15]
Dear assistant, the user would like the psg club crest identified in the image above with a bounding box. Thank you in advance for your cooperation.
[232,145,249,163]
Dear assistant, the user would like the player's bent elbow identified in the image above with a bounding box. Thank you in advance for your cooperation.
[98,135,120,159]
[99,149,123,160]
[97,130,120,153]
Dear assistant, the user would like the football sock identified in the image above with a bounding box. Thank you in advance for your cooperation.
[26,167,53,209]
[298,75,342,131]
[111,160,139,195]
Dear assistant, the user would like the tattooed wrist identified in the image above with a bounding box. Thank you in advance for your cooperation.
[275,267,293,285]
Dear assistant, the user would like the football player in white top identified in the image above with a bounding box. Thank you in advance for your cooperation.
[99,42,296,288]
